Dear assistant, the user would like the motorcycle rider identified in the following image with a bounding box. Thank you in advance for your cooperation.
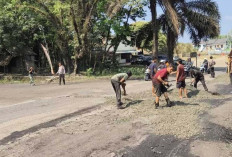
[203,58,208,73]
[157,60,166,71]
[185,58,193,76]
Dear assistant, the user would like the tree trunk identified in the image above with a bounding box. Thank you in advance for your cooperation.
[112,42,120,64]
[167,28,177,63]
[150,0,158,57]
[93,53,97,72]
[155,24,159,56]
[74,57,78,75]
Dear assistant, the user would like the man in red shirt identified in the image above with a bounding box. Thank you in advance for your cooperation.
[176,59,187,98]
[152,64,174,109]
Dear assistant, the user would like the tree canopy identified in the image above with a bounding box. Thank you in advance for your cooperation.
[0,0,221,74]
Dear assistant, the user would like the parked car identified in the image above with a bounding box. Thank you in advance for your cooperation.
[131,55,152,65]
[158,55,168,62]
[173,56,180,61]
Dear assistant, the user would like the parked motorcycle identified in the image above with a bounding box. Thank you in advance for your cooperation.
[144,67,151,81]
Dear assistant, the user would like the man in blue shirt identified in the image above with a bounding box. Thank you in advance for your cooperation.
[149,56,158,96]
[149,56,157,78]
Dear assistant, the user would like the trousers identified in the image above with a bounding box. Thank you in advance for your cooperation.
[59,74,65,85]
[210,67,215,78]
[194,76,208,91]
[111,80,121,105]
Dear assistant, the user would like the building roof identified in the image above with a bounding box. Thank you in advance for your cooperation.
[106,41,137,54]
[201,38,227,46]
[116,42,136,53]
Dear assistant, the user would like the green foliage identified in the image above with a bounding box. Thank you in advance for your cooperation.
[86,68,94,77]
[174,43,196,55]
[0,0,42,55]
[93,65,145,77]
[3,0,220,75]
[130,21,167,53]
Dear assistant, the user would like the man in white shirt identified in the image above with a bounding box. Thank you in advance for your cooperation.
[57,63,65,85]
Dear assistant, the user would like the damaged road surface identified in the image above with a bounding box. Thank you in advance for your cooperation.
[0,69,232,157]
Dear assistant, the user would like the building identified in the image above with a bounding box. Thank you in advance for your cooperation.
[115,42,138,64]
[106,42,139,64]
[198,38,230,54]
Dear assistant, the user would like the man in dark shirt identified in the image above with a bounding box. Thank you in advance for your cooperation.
[152,64,174,109]
[176,59,187,98]
[190,68,208,91]
[149,56,157,77]
[149,56,158,96]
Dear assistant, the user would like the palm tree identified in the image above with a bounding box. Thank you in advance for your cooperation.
[158,0,220,62]
[149,0,180,57]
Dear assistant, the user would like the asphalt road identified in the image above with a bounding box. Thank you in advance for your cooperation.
[0,79,152,140]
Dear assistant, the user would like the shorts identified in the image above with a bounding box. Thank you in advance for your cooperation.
[176,81,186,88]
[153,82,167,97]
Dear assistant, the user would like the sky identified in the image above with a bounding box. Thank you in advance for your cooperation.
[135,0,232,43]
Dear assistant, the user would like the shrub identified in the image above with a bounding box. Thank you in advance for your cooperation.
[86,68,93,77]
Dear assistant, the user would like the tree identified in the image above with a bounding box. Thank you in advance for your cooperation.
[174,43,195,56]
[0,0,149,74]
[19,0,74,73]
[159,0,220,62]
[130,21,167,53]
[0,0,49,72]
[149,0,180,57]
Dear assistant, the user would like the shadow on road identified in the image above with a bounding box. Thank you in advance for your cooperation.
[174,101,199,106]
[214,67,226,72]
[125,100,144,108]
[187,89,200,98]
[214,84,232,95]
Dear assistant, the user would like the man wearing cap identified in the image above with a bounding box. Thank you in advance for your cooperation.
[157,60,166,71]
[152,64,174,109]
[111,71,132,109]
[176,59,187,98]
